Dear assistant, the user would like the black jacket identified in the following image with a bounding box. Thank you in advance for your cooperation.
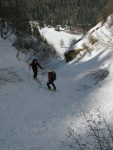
[30,62,42,71]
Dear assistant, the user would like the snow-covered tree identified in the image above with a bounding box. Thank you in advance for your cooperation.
[60,39,64,48]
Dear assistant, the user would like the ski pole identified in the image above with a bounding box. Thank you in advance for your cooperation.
[29,66,30,80]
[39,81,48,89]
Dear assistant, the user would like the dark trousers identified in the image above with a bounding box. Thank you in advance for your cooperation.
[47,81,56,89]
[33,69,37,79]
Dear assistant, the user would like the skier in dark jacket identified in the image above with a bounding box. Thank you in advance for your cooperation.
[47,72,56,90]
[29,59,43,79]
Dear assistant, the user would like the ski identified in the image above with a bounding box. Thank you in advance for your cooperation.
[38,81,47,88]
[34,79,58,92]
[47,88,58,92]
[42,86,58,92]
[39,83,58,92]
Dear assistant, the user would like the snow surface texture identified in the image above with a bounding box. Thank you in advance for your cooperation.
[0,15,113,150]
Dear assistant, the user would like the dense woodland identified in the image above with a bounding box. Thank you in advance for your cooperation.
[33,0,108,28]
[1,0,113,34]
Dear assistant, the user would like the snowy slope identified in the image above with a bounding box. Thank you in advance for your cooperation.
[39,27,82,58]
[0,15,113,150]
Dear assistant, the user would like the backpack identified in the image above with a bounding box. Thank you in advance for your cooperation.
[48,71,56,81]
